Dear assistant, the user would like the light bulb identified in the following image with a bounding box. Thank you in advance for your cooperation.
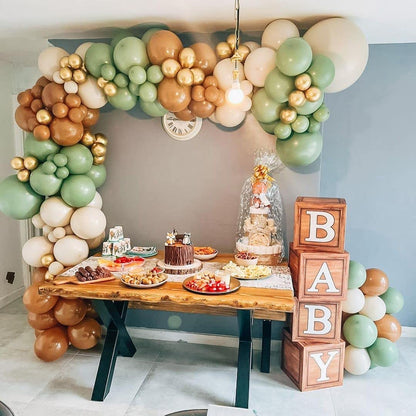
[226,81,244,104]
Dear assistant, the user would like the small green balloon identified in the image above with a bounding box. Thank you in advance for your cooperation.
[292,115,309,133]
[294,93,324,116]
[313,105,330,122]
[108,87,137,111]
[46,154,55,162]
[368,338,399,367]
[147,65,164,84]
[0,175,43,220]
[274,121,292,139]
[129,65,147,85]
[308,117,321,133]
[142,28,163,44]
[259,120,279,135]
[251,88,284,123]
[30,166,62,196]
[113,36,149,74]
[139,99,168,117]
[42,161,57,174]
[114,73,129,88]
[86,164,107,188]
[343,315,378,349]
[129,82,141,96]
[56,166,69,179]
[139,82,157,102]
[53,153,67,167]
[60,144,93,175]
[307,54,335,90]
[60,175,96,207]
[24,133,60,162]
[101,64,117,81]
[264,68,294,103]
[85,43,114,78]
[275,37,313,76]
[380,288,404,314]
[110,30,134,48]
[348,260,367,289]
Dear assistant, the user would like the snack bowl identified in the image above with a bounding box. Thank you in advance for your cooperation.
[234,252,258,267]
[121,267,167,288]
[194,250,218,261]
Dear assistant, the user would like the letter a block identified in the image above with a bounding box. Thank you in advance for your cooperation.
[293,197,347,253]
[282,329,345,391]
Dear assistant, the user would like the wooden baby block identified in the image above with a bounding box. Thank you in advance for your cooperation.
[282,329,345,392]
[293,197,347,253]
[291,300,342,343]
[289,243,349,301]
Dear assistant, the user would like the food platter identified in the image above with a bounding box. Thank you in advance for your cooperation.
[183,276,240,295]
[222,261,272,280]
[194,247,218,261]
[120,276,168,289]
[194,250,218,261]
[120,267,168,289]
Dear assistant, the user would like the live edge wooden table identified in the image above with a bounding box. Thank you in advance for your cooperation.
[39,254,295,409]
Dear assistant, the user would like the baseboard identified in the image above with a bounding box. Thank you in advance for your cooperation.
[0,286,24,310]
[401,326,416,338]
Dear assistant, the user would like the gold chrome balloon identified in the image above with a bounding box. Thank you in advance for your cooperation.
[68,54,82,69]
[81,131,96,147]
[216,42,232,59]
[91,143,107,157]
[280,108,297,124]
[295,73,312,91]
[36,109,52,125]
[41,254,55,267]
[305,86,322,102]
[103,82,117,97]
[23,156,38,171]
[17,169,30,182]
[59,67,72,82]
[95,133,108,146]
[237,45,250,62]
[226,34,237,50]
[97,77,108,89]
[11,157,24,170]
[44,271,55,282]
[73,69,87,84]
[176,68,194,86]
[93,156,105,165]
[60,56,69,68]
[162,59,181,78]
[190,68,205,85]
[179,48,196,69]
[288,90,306,107]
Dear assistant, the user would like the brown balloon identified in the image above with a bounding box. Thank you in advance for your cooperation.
[191,85,205,102]
[34,326,69,362]
[68,318,102,349]
[18,90,34,107]
[361,268,389,296]
[213,89,225,107]
[52,102,69,118]
[31,84,43,99]
[15,105,36,131]
[28,309,58,330]
[147,30,183,65]
[54,298,87,326]
[27,117,39,131]
[50,117,84,146]
[85,301,99,319]
[191,43,217,75]
[35,328,45,337]
[31,98,44,113]
[204,85,220,103]
[32,267,48,284]
[78,105,88,118]
[82,108,100,127]
[174,107,195,121]
[375,314,402,342]
[23,283,59,314]
[36,76,50,88]
[41,82,66,109]
[157,78,191,113]
[65,93,81,108]
[68,107,85,123]
[33,125,51,141]
[189,99,215,118]
[203,75,218,88]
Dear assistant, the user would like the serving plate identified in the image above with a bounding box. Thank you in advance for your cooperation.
[121,273,168,289]
[194,250,218,261]
[182,276,240,295]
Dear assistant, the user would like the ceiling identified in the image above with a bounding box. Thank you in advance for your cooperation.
[1,0,416,64]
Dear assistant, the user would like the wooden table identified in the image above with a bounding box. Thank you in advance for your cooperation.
[39,254,294,408]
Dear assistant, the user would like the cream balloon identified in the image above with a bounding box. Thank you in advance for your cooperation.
[359,295,386,321]
[344,345,371,375]
[64,81,78,94]
[86,231,106,250]
[74,42,94,61]
[48,232,58,243]
[77,76,107,109]
[215,104,246,127]
[243,41,260,52]
[31,213,45,229]
[342,288,365,314]
[53,235,89,267]
[52,227,66,239]
[209,112,218,124]
[241,80,253,96]
[244,47,276,87]
[70,207,106,240]
[48,261,64,276]
[38,47,69,81]
[87,192,103,209]
[261,19,299,50]
[42,225,53,235]
[53,71,65,85]
[213,59,245,91]
[22,236,54,267]
[303,18,368,93]
[40,197,74,227]
[237,96,252,112]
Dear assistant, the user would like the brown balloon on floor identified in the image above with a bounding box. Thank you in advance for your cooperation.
[54,298,87,326]
[23,283,59,314]
[375,314,402,342]
[34,326,69,362]
[28,309,58,330]
[68,318,102,349]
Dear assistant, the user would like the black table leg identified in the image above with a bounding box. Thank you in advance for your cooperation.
[260,320,272,373]
[235,309,253,409]
[91,300,136,401]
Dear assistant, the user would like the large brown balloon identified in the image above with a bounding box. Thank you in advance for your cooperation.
[82,108,100,127]
[18,90,34,107]
[41,82,66,109]
[50,117,84,146]
[375,314,402,342]
[191,43,217,75]
[158,78,191,113]
[32,267,48,284]
[361,268,389,296]
[15,105,35,131]
[34,326,68,362]
[189,99,215,118]
[28,310,58,330]
[54,298,87,326]
[68,318,102,349]
[174,107,195,121]
[23,283,59,314]
[147,30,183,65]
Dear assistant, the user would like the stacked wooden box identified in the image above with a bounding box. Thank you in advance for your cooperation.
[282,197,349,391]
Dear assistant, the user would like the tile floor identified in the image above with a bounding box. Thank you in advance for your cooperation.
[0,298,415,416]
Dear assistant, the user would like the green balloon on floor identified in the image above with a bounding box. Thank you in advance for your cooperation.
[343,315,378,348]
[348,260,367,289]
[60,175,96,207]
[368,338,399,367]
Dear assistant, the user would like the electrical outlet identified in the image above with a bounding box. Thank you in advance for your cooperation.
[6,272,15,284]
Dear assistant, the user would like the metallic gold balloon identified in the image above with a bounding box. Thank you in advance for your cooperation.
[81,131,96,147]
[97,77,108,88]
[93,156,105,165]
[161,59,181,78]
[41,254,55,267]
[295,73,312,91]
[44,271,55,282]
[280,108,297,124]
[288,90,306,107]
[17,169,30,182]
[95,133,108,146]
[305,86,322,102]
[23,156,39,171]
[11,157,24,170]
[68,54,82,69]
[103,82,117,97]
[91,143,106,157]
[36,109,52,125]
[176,68,194,87]
[190,68,205,85]
[216,42,232,59]
[236,45,250,62]
[60,56,69,68]
[226,34,237,51]
[59,67,72,82]
[73,69,87,84]
[179,48,196,69]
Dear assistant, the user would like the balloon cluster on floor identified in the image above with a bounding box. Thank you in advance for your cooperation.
[342,261,404,375]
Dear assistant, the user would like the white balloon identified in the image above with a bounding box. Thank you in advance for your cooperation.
[244,41,260,52]
[22,236,53,267]
[342,288,365,314]
[215,104,246,127]
[213,59,245,91]
[241,80,253,96]
[38,47,68,81]
[48,232,58,243]
[48,261,64,276]
[53,235,89,267]
[75,42,93,60]
[244,47,276,87]
[303,18,368,93]
[70,207,106,240]
[261,19,299,50]
[42,225,53,236]
[237,96,252,112]
[359,295,386,321]
[31,213,45,229]
[40,197,74,227]
[344,345,371,375]
[87,192,103,209]
[64,81,78,94]
[53,227,66,239]
[52,71,65,84]
[86,231,106,250]
[78,75,107,109]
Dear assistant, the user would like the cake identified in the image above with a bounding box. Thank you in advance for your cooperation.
[164,230,194,266]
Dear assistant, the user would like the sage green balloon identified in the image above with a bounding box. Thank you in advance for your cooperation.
[101,64,116,81]
[276,131,323,166]
[307,54,335,90]
[259,120,279,135]
[110,29,134,48]
[380,287,404,314]
[24,133,60,162]
[251,88,283,123]
[313,105,330,122]
[348,260,367,289]
[291,115,309,133]
[86,165,107,188]
[140,99,168,117]
[264,68,294,103]
[53,153,67,167]
[60,175,96,207]
[108,87,137,111]
[308,118,321,133]
[294,93,324,115]
[343,315,378,348]
[368,338,398,367]
[129,82,141,96]
[139,82,158,102]
[42,161,57,175]
[274,122,292,139]
[113,37,149,75]
[30,166,62,196]
[147,65,164,84]
[114,73,129,88]
[60,144,93,175]
[142,28,163,44]
[129,65,147,85]
[275,37,313,76]
[85,43,114,78]
[56,166,69,179]
[0,175,43,219]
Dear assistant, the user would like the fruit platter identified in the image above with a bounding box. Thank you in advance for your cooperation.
[194,246,218,260]
[183,271,240,295]
[121,266,168,288]
[97,256,145,272]
[223,261,272,280]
